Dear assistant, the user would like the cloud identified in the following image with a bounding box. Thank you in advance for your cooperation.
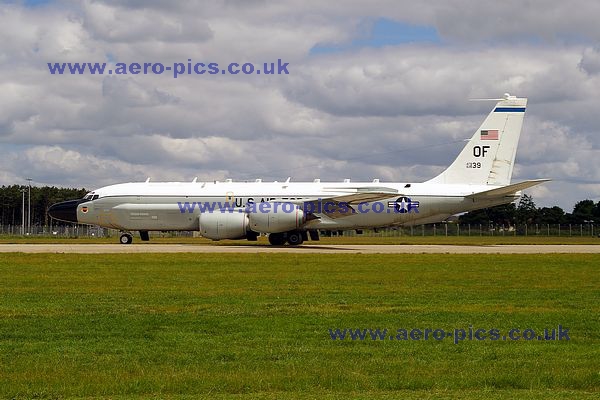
[101,76,179,107]
[426,1,600,44]
[579,46,600,75]
[82,0,213,43]
[1,0,600,212]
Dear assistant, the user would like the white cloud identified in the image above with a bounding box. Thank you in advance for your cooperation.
[82,0,213,43]
[1,0,600,212]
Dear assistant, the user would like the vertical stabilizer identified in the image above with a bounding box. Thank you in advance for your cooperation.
[427,94,527,186]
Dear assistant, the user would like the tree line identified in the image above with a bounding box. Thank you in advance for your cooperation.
[0,185,87,226]
[1,185,599,227]
[458,194,600,226]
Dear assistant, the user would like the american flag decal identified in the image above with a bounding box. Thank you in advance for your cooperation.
[481,129,499,140]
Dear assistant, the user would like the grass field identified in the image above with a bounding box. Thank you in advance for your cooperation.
[0,253,598,399]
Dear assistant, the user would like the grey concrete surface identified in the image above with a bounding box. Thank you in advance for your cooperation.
[0,244,598,254]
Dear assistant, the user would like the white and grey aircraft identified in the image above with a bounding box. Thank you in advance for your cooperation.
[49,94,548,245]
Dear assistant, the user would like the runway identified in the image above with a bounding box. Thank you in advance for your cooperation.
[0,244,599,254]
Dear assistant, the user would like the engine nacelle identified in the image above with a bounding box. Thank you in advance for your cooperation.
[198,212,249,240]
[247,202,305,233]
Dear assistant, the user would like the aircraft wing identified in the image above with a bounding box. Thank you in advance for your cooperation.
[322,191,399,204]
[299,189,399,219]
[466,179,551,200]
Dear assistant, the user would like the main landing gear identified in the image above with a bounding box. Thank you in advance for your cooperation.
[116,230,318,245]
[268,233,287,246]
[268,230,313,246]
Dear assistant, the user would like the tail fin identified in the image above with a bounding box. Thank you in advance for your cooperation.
[427,94,527,186]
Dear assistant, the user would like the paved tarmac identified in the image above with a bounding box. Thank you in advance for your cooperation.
[0,244,598,254]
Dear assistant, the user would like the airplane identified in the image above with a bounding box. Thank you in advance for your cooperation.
[48,94,549,245]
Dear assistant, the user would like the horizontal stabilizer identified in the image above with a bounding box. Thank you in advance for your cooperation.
[466,179,551,199]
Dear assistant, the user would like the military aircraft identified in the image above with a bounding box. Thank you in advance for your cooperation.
[48,94,548,245]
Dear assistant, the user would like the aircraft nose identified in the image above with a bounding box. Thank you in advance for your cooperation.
[48,199,84,223]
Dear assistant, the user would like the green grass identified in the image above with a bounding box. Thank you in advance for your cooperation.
[0,253,598,399]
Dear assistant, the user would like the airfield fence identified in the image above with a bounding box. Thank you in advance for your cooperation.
[0,223,598,238]
[0,224,193,238]
[344,222,599,238]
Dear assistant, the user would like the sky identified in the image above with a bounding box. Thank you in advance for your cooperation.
[1,0,600,211]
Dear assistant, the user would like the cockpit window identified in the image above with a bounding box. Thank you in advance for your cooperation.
[92,195,99,200]
[84,193,93,200]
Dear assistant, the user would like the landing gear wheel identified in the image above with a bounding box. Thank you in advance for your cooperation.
[268,233,286,246]
[120,233,133,244]
[286,231,304,246]
[246,230,259,242]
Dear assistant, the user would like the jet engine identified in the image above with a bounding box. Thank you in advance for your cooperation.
[198,212,249,240]
[247,202,305,233]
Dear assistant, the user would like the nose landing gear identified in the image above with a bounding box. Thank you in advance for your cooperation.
[119,232,133,244]
[118,231,149,244]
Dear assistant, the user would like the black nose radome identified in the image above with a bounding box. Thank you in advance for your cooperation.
[48,199,84,223]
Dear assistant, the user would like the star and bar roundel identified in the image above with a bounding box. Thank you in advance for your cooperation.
[387,196,420,214]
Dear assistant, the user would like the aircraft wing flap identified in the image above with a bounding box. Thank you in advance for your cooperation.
[466,179,551,199]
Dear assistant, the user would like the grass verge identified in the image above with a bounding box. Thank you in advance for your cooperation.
[0,253,598,399]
